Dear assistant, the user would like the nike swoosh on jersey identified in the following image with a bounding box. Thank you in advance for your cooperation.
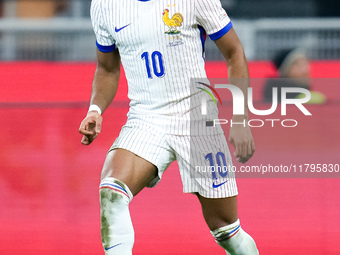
[212,181,227,189]
[104,243,122,251]
[115,24,131,32]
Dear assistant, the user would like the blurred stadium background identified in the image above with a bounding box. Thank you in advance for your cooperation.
[0,1,339,255]
[1,0,340,60]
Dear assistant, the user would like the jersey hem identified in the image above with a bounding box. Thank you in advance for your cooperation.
[209,21,233,41]
[96,41,116,53]
[185,190,238,198]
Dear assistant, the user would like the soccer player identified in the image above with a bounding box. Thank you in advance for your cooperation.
[79,0,258,254]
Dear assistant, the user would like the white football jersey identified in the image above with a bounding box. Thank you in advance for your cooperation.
[91,0,232,135]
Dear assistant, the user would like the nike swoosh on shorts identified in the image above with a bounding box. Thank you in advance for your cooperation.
[212,181,227,189]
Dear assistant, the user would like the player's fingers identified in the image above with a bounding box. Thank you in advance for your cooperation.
[229,136,236,148]
[234,143,242,162]
[234,142,248,163]
[78,121,86,134]
[82,134,95,145]
[242,142,249,158]
[245,139,255,161]
[79,120,89,134]
[79,118,97,135]
[251,139,256,154]
[248,141,254,157]
[248,141,253,155]
[240,145,249,163]
[79,128,95,136]
[81,135,90,145]
[95,116,102,134]
[233,143,240,156]
[239,144,253,163]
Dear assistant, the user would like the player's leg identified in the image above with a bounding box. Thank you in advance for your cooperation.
[197,194,259,255]
[196,194,238,230]
[173,132,258,255]
[99,148,158,255]
[101,148,158,196]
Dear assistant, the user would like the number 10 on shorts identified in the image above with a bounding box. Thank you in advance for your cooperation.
[205,152,229,179]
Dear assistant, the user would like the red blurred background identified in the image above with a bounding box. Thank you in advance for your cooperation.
[0,61,339,254]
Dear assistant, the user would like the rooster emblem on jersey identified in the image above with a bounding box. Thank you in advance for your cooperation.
[162,9,183,34]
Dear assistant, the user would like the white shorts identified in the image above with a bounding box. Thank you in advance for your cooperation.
[110,123,238,198]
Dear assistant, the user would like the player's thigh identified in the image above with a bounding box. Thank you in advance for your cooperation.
[197,194,238,231]
[101,148,158,196]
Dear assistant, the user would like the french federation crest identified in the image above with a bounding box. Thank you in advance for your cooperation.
[162,9,183,34]
[162,8,184,47]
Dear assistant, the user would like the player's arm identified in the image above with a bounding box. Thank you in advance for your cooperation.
[214,28,255,163]
[79,49,121,145]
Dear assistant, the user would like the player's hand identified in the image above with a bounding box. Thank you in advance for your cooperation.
[79,111,103,145]
[229,124,255,163]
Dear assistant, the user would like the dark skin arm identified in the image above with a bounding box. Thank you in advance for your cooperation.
[79,48,121,145]
[214,27,255,163]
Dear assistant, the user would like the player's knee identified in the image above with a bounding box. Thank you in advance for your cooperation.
[211,219,259,255]
[100,151,115,181]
